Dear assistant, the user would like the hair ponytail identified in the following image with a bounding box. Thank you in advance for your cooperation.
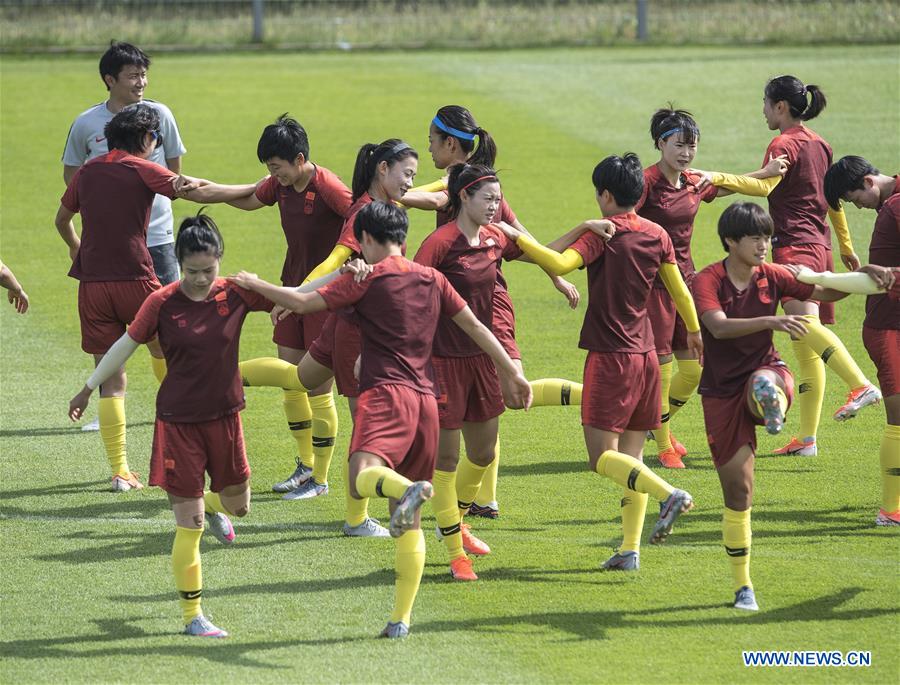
[175,209,224,264]
[765,75,827,121]
[802,84,827,121]
[433,105,497,167]
[350,139,418,201]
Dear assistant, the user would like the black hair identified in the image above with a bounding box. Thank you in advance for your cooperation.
[433,105,497,168]
[104,103,160,154]
[717,202,774,252]
[351,138,418,201]
[591,153,644,207]
[353,201,409,246]
[257,113,310,164]
[764,75,826,121]
[649,105,700,149]
[99,41,150,90]
[446,163,500,219]
[175,210,224,264]
[824,155,880,210]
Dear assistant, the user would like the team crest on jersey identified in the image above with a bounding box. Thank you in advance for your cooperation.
[757,276,772,304]
[304,191,316,215]
[214,290,230,316]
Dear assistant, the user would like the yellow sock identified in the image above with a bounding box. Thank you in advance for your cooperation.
[309,393,338,486]
[791,338,825,441]
[752,386,788,417]
[172,526,203,624]
[344,463,369,527]
[433,469,464,560]
[98,396,128,478]
[239,357,307,390]
[881,424,900,513]
[283,389,314,469]
[356,466,412,500]
[529,378,583,406]
[669,358,701,417]
[620,488,649,552]
[150,355,167,383]
[723,507,752,591]
[390,529,426,624]
[203,491,228,515]
[799,316,868,389]
[455,455,489,517]
[596,450,674,502]
[474,437,500,507]
[656,360,674,452]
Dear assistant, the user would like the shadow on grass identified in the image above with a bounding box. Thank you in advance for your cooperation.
[499,460,586,477]
[0,480,114,501]
[0,421,154,438]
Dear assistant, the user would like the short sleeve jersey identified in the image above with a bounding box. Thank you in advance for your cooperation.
[764,126,833,249]
[693,261,815,397]
[62,150,178,282]
[865,184,900,330]
[414,221,522,357]
[333,193,376,255]
[62,100,186,248]
[128,279,273,422]
[568,212,675,353]
[317,255,466,394]
[255,165,353,286]
[635,164,718,287]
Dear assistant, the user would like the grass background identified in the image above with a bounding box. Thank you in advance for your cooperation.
[1,45,899,682]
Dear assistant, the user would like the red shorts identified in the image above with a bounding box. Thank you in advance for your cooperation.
[492,288,521,360]
[149,412,251,498]
[272,310,330,351]
[308,314,361,397]
[772,243,835,324]
[433,354,505,429]
[863,326,900,397]
[582,351,660,432]
[78,279,160,354]
[350,384,439,482]
[701,363,795,468]
[646,287,689,356]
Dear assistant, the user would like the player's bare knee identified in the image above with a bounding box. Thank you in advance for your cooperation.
[191,514,204,528]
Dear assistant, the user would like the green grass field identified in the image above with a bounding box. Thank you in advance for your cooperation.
[1,45,898,683]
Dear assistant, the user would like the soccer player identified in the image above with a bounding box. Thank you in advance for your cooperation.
[57,103,256,491]
[0,259,29,314]
[229,200,531,638]
[227,115,351,502]
[495,153,701,572]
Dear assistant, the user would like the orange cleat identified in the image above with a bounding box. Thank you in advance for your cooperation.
[670,432,688,457]
[833,384,882,422]
[450,555,478,581]
[774,437,817,457]
[657,447,685,469]
[460,523,491,556]
[875,508,900,527]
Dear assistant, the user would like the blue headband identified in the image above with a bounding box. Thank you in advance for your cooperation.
[659,127,683,140]
[433,116,477,142]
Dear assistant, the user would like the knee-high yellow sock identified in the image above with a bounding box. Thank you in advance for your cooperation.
[239,357,307,390]
[881,424,900,513]
[455,455,489,517]
[356,466,412,500]
[529,378,583,406]
[799,316,868,389]
[283,389,314,469]
[433,469,464,560]
[344,462,369,527]
[474,437,500,506]
[150,355,167,383]
[309,393,338,486]
[669,358,701,417]
[172,526,203,624]
[203,491,228,515]
[596,450,674,502]
[723,507,752,591]
[656,360,674,452]
[98,396,128,478]
[391,529,426,624]
[620,488,649,552]
[791,338,825,441]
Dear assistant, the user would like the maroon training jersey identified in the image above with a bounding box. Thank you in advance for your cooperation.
[865,187,900,330]
[414,221,522,357]
[693,261,815,397]
[255,165,352,286]
[568,212,676,354]
[128,279,273,422]
[62,149,178,282]
[764,126,833,249]
[317,255,466,394]
[635,164,718,287]
[335,193,374,255]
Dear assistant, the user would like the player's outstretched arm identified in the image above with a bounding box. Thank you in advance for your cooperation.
[54,205,81,262]
[787,264,883,295]
[693,154,789,198]
[176,177,257,204]
[825,204,859,270]
[493,222,584,276]
[228,271,327,315]
[302,245,354,285]
[700,309,809,340]
[507,219,584,308]
[658,262,703,357]
[69,333,141,421]
[0,262,29,314]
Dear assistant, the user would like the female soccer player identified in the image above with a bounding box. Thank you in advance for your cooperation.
[230,200,531,638]
[0,258,29,313]
[56,103,256,491]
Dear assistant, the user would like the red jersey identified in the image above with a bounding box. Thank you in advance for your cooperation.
[635,164,718,287]
[693,261,815,397]
[128,279,273,422]
[336,193,374,255]
[317,255,466,394]
[62,149,178,282]
[568,212,675,354]
[764,126,833,249]
[414,221,522,357]
[865,188,900,330]
[255,165,352,286]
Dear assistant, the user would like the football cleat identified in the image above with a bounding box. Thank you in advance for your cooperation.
[379,621,409,639]
[183,614,228,638]
[282,479,328,501]
[81,417,100,432]
[670,432,688,458]
[774,437,817,457]
[460,523,491,556]
[342,517,390,538]
[272,457,312,493]
[205,512,235,545]
[657,447,685,469]
[752,374,784,435]
[468,501,499,519]
[650,489,694,544]
[389,481,433,538]
[875,508,900,527]
[600,550,639,571]
[733,585,759,611]
[111,472,143,492]
[449,555,478,581]
[834,384,882,422]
